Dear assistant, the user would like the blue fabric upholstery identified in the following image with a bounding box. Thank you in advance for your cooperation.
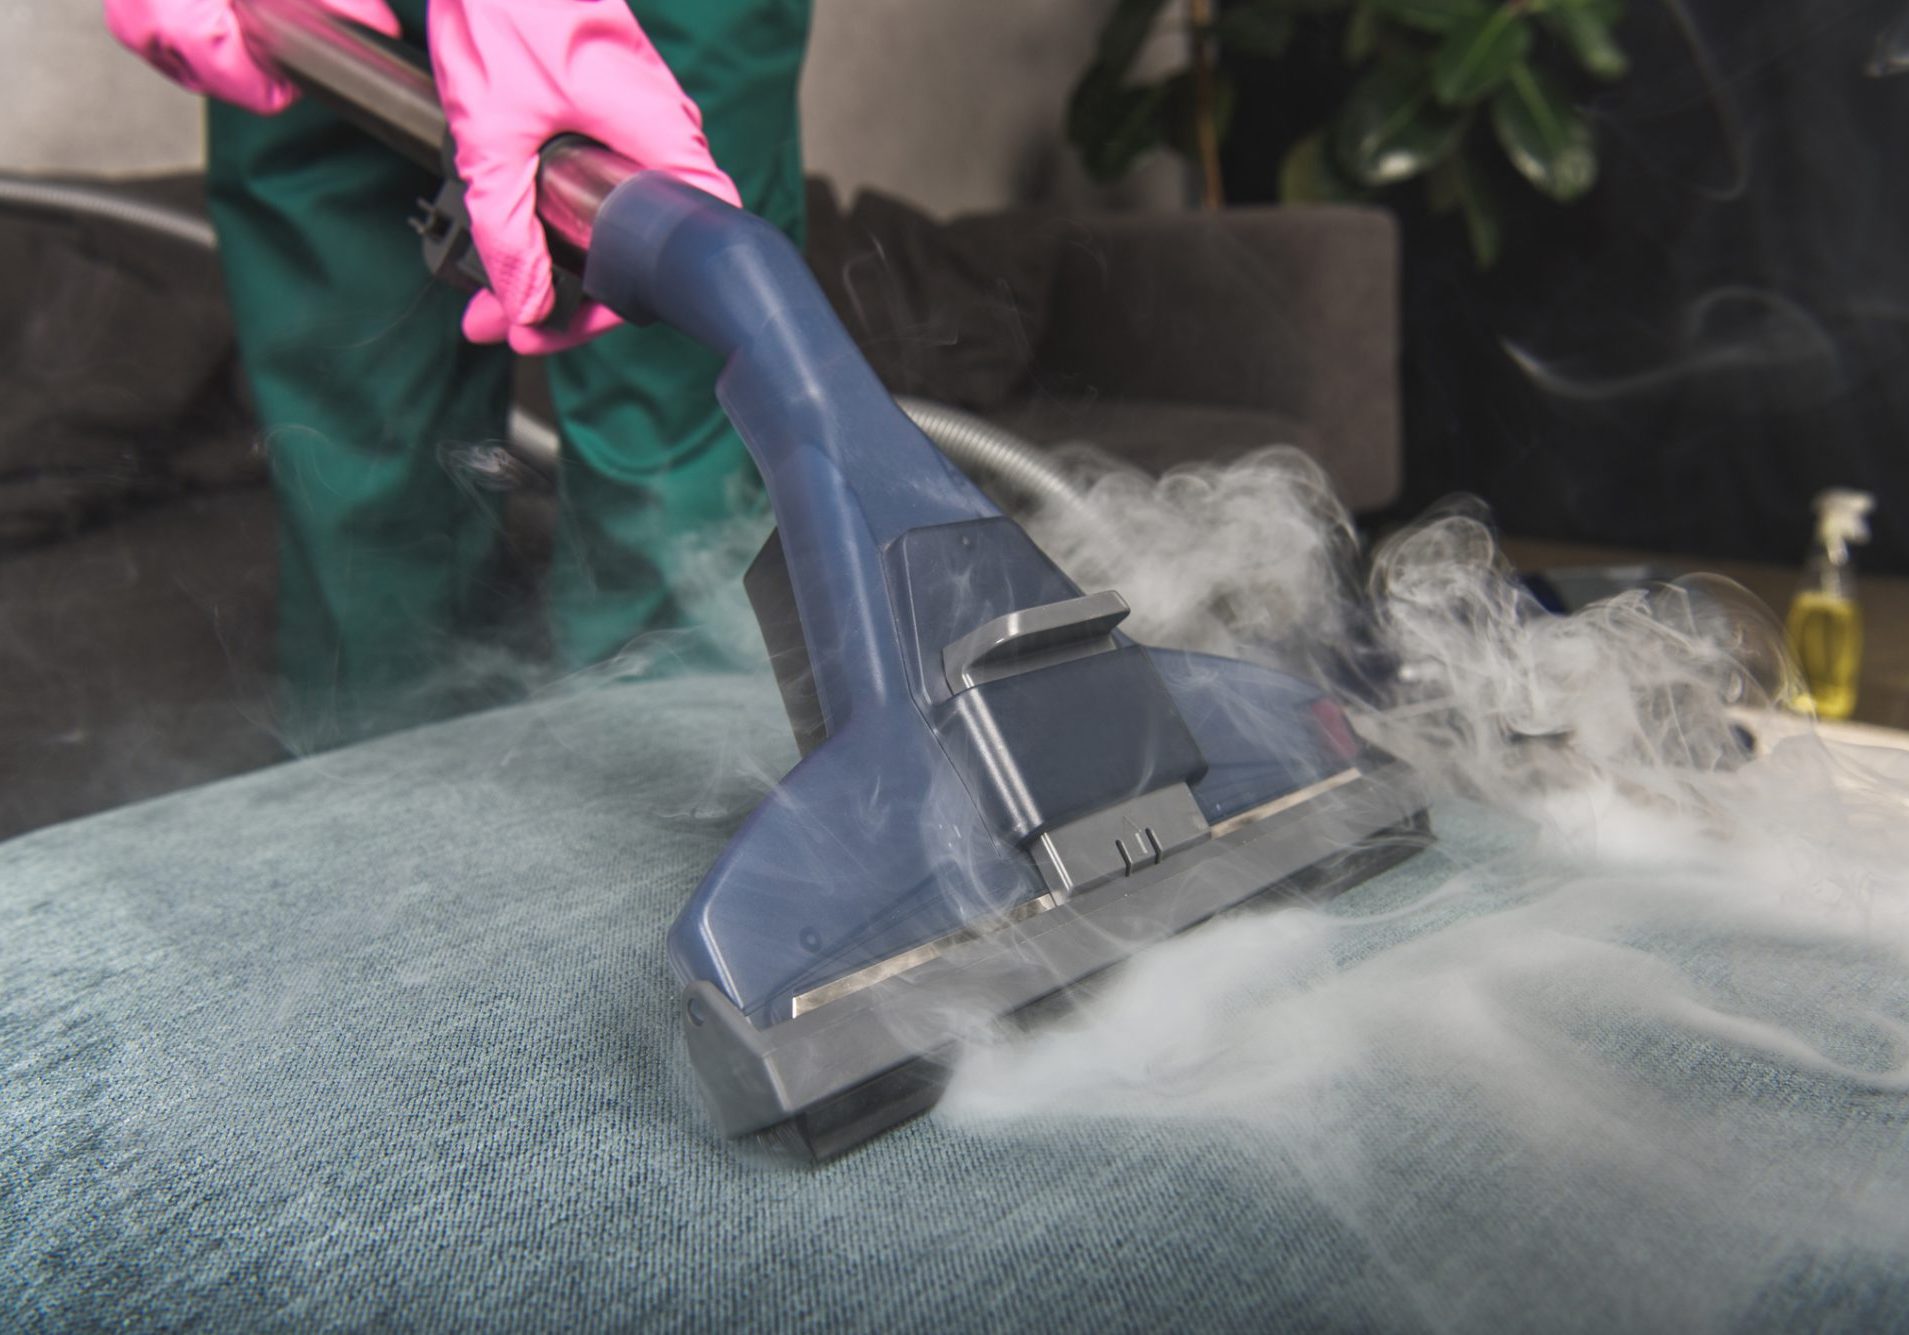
[3,673,1904,1330]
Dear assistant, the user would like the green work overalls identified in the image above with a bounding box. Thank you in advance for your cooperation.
[205,0,809,750]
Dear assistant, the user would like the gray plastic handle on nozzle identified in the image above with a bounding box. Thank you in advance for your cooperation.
[235,0,1003,737]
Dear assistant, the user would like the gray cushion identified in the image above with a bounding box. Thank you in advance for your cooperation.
[989,396,1322,478]
[804,182,1060,411]
[1034,205,1401,512]
[5,673,1907,1330]
[0,487,279,841]
[0,176,260,551]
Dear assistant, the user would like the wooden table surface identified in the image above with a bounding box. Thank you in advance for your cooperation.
[1499,536,1909,730]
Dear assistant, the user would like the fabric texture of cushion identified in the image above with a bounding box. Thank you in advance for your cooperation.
[5,673,1907,1331]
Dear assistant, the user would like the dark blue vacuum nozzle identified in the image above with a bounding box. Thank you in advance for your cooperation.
[228,0,1430,1159]
[583,174,1429,1158]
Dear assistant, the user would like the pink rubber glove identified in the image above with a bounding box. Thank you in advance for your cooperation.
[102,0,399,116]
[428,0,741,355]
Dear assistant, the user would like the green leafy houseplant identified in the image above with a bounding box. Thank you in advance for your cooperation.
[1067,0,1629,265]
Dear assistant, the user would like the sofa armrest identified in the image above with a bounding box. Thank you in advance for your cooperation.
[1032,204,1401,511]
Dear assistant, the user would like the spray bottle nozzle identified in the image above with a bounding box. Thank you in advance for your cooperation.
[1813,488,1874,563]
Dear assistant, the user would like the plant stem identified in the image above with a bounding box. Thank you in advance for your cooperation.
[1187,0,1226,208]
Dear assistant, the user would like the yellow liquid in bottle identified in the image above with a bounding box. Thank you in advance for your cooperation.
[1786,592,1863,720]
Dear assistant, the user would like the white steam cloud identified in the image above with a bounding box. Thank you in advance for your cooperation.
[938,445,1909,1328]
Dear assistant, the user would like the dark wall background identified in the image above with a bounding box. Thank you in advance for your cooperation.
[1223,0,1909,571]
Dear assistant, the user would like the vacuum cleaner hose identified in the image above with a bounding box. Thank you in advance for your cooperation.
[501,395,1085,516]
[0,175,1088,513]
[0,174,217,251]
[892,397,1088,516]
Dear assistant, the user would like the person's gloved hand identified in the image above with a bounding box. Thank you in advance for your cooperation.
[429,0,740,355]
[103,0,400,116]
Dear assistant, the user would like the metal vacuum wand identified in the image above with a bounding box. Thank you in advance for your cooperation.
[234,0,632,256]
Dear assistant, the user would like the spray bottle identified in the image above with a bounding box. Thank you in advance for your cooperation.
[1786,488,1873,720]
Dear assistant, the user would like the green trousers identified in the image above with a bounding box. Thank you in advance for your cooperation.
[206,0,809,751]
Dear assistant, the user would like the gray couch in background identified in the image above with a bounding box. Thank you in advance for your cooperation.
[805,180,1400,512]
[0,174,1401,839]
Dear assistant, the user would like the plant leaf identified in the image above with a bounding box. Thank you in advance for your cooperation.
[1333,64,1468,186]
[1366,0,1488,35]
[1279,131,1366,202]
[1067,66,1172,182]
[1432,7,1532,105]
[1544,0,1630,80]
[1216,4,1296,60]
[1095,0,1173,77]
[1491,63,1598,201]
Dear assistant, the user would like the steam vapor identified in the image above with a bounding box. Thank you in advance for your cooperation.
[934,446,1909,1329]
